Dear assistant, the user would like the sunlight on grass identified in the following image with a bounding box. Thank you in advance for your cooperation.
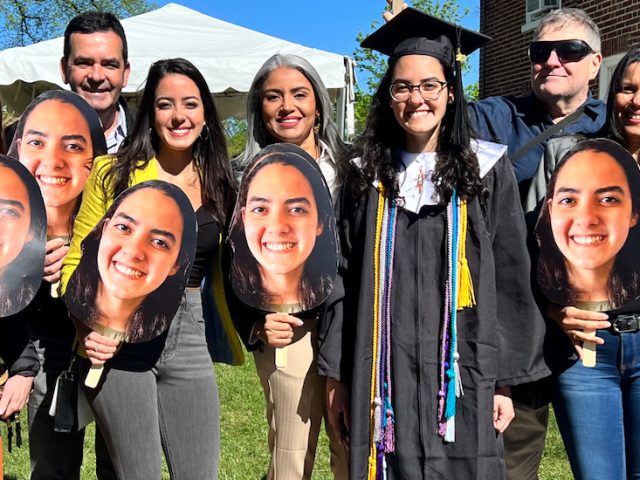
[2,354,570,479]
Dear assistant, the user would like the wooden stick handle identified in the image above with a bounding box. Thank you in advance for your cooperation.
[582,331,597,367]
[275,348,287,370]
[85,364,104,388]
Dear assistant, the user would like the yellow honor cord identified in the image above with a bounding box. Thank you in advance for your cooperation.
[456,200,476,309]
[368,184,386,479]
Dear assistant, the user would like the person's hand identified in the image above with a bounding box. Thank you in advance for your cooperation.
[43,237,69,283]
[493,386,514,433]
[548,304,610,357]
[326,377,350,445]
[0,375,33,420]
[383,0,408,21]
[83,331,119,366]
[256,313,303,348]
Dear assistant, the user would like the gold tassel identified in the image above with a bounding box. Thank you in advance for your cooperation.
[456,200,476,309]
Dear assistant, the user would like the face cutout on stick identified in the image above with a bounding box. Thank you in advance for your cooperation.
[227,143,337,314]
[65,181,196,343]
[0,156,46,317]
[535,139,640,308]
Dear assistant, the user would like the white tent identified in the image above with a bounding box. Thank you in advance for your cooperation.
[0,3,356,136]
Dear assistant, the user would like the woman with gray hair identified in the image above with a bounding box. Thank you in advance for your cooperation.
[231,54,352,479]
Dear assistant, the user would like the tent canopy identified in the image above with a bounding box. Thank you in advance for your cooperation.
[0,3,355,132]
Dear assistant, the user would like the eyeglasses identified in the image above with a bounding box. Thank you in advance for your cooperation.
[389,80,448,103]
[528,40,594,64]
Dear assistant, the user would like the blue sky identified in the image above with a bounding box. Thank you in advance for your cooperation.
[156,0,481,88]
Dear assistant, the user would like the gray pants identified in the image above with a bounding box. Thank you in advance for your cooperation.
[81,289,220,480]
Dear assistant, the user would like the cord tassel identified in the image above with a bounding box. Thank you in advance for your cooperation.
[456,200,476,309]
[454,353,464,397]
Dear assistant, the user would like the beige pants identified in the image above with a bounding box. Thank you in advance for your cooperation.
[254,318,348,480]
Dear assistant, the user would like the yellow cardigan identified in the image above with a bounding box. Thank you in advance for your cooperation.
[61,155,244,365]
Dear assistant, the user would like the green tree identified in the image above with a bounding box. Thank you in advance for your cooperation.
[0,0,153,49]
[353,0,474,134]
[224,117,248,159]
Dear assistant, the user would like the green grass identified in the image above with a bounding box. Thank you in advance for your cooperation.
[2,355,570,479]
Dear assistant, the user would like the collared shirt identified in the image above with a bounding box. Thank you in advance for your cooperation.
[468,92,606,185]
[105,102,128,154]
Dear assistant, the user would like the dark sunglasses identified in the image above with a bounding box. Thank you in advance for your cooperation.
[528,40,594,64]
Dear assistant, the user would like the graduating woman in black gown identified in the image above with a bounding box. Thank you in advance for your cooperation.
[318,9,550,479]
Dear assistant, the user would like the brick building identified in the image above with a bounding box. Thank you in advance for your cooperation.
[479,0,640,99]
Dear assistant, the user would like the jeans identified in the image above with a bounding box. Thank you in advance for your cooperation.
[80,289,220,480]
[553,329,640,480]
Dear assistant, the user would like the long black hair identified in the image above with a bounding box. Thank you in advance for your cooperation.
[0,156,47,317]
[604,47,640,148]
[228,144,336,310]
[65,181,196,342]
[536,138,640,307]
[358,55,483,203]
[103,58,236,225]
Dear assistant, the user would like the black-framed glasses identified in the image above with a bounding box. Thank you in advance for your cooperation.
[528,40,594,64]
[389,80,448,103]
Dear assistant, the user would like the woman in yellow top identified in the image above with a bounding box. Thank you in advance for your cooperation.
[61,58,236,479]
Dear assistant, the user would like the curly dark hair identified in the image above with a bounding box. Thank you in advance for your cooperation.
[65,181,196,342]
[103,58,236,226]
[228,143,337,311]
[357,55,483,203]
[0,156,47,317]
[536,138,640,307]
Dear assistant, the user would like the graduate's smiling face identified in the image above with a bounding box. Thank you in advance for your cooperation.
[549,150,637,281]
[390,54,452,153]
[0,165,32,272]
[97,188,183,304]
[17,99,94,211]
[242,162,323,290]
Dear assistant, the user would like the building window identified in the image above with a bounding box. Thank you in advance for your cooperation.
[521,0,561,33]
[599,52,627,100]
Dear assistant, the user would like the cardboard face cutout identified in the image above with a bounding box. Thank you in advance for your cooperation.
[8,91,107,213]
[7,90,108,299]
[65,181,197,343]
[0,156,46,317]
[535,139,640,364]
[227,143,338,315]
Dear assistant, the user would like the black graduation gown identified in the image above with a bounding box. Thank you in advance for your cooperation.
[318,153,550,479]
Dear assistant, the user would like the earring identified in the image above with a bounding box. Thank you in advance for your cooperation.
[200,124,209,141]
[314,114,320,135]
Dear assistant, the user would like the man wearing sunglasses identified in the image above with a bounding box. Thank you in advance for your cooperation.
[469,8,605,480]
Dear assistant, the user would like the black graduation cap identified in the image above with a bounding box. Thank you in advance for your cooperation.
[361,7,491,67]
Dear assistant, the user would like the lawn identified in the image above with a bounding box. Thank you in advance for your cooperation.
[2,355,571,479]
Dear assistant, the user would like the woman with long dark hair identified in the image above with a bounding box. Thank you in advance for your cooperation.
[231,55,351,479]
[61,58,236,479]
[318,9,549,479]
